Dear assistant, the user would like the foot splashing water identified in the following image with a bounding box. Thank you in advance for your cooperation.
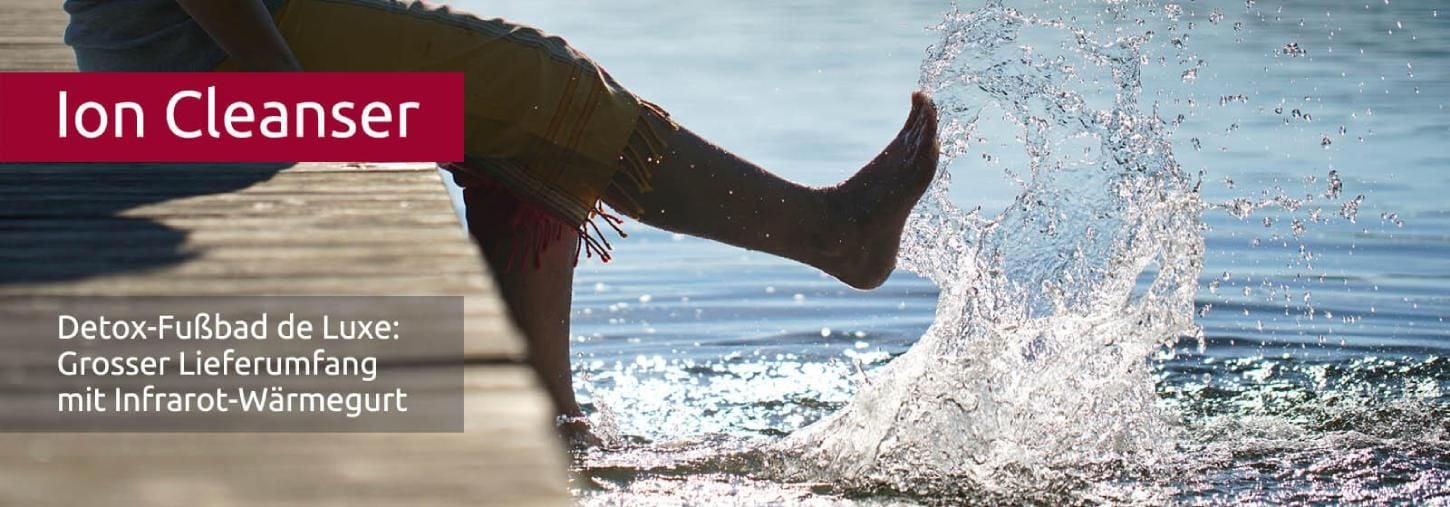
[572,0,1449,504]
[767,2,1202,501]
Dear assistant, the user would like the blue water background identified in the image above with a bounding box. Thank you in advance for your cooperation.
[443,3,1448,498]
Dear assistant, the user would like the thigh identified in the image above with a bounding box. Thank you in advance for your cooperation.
[273,0,644,225]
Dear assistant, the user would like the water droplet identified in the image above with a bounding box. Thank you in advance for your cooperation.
[1339,194,1364,222]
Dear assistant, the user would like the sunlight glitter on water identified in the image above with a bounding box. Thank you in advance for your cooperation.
[514,0,1450,503]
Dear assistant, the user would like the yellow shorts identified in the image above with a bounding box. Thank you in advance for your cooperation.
[233,0,664,229]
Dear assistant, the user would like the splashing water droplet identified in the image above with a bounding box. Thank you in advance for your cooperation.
[1325,170,1343,199]
[770,2,1201,498]
[1339,194,1365,222]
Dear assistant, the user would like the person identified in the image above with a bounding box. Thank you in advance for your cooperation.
[63,0,940,442]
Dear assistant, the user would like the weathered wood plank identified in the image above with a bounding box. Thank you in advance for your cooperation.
[0,366,567,507]
[0,163,522,354]
[0,0,569,504]
[0,0,71,70]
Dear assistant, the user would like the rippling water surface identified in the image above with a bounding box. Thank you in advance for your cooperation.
[454,0,1447,503]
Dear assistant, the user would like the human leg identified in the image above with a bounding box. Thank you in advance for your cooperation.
[266,0,940,427]
[267,0,645,425]
[605,93,940,290]
[462,184,580,418]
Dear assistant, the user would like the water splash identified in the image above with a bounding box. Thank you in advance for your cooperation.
[767,1,1204,499]
[566,0,1446,503]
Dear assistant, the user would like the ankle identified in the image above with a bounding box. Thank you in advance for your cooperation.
[805,187,858,265]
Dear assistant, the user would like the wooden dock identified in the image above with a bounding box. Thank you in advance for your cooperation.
[0,1,569,505]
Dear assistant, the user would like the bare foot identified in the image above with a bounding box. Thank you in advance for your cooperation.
[557,414,605,449]
[820,92,939,290]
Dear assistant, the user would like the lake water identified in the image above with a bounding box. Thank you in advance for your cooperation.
[450,0,1447,504]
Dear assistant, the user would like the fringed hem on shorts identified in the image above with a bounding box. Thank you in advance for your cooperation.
[443,100,676,270]
[605,100,674,219]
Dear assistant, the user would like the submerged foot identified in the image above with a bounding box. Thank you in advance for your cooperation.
[558,414,605,449]
[821,92,939,290]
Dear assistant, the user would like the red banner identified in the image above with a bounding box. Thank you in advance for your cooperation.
[0,72,462,162]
